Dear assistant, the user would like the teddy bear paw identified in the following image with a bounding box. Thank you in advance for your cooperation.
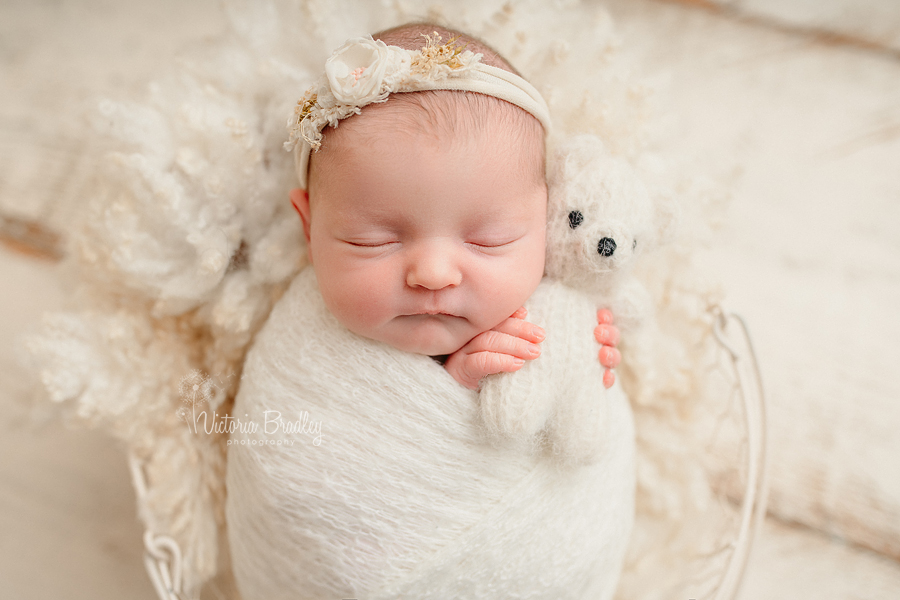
[479,370,555,446]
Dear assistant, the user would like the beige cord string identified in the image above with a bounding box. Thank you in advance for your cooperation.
[128,454,188,600]
[710,306,770,600]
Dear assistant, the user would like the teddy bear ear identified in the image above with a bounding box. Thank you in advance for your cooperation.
[546,133,610,212]
[547,134,609,180]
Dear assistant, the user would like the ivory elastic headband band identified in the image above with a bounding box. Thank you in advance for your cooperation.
[285,34,552,189]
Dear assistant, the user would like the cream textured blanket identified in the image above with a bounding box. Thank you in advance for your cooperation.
[226,266,635,600]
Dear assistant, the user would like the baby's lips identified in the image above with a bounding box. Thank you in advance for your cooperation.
[405,307,461,318]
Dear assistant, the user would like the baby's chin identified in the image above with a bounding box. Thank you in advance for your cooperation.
[378,315,473,357]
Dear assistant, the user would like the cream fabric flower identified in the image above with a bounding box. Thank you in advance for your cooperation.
[324,37,410,105]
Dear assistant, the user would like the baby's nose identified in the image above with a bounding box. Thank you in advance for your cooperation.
[406,248,462,290]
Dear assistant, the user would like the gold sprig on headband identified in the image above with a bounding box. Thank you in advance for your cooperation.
[292,93,318,128]
[410,33,470,76]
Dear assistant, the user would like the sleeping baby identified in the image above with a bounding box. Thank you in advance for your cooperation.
[226,23,634,600]
[287,25,620,389]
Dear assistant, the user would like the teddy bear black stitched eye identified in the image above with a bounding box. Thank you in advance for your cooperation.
[568,210,583,229]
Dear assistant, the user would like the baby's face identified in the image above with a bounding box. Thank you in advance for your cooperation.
[295,112,547,356]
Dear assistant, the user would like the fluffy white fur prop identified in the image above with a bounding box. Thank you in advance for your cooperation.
[226,268,635,599]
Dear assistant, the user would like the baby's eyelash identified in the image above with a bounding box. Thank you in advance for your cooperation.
[465,236,522,250]
[345,240,397,248]
[467,241,511,248]
[466,232,526,249]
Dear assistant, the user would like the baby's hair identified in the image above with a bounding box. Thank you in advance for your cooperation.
[374,23,522,75]
[307,23,546,192]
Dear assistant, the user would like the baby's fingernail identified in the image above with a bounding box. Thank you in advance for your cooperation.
[532,326,545,340]
[527,344,541,357]
[512,358,525,366]
[596,328,607,342]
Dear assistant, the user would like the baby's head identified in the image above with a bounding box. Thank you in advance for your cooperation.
[289,24,548,356]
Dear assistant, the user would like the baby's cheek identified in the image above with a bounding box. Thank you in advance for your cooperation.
[476,256,544,328]
[320,264,391,337]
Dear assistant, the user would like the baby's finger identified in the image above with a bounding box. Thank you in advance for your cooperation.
[493,317,545,343]
[603,369,616,389]
[466,329,541,360]
[510,306,528,320]
[599,346,621,369]
[463,352,526,388]
[594,324,620,346]
[597,308,614,325]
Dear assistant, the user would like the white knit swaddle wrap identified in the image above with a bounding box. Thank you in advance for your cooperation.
[226,267,634,599]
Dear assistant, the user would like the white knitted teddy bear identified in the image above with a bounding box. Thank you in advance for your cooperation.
[480,134,655,464]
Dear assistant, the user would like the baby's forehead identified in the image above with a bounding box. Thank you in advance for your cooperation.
[313,133,547,239]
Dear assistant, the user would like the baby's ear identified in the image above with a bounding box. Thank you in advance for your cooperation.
[289,188,312,244]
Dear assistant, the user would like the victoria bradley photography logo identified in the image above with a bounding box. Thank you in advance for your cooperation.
[175,370,323,446]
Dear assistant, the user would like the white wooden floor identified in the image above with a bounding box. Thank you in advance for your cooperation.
[2,0,899,598]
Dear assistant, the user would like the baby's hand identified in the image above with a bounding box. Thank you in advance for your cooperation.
[595,309,621,389]
[444,307,545,390]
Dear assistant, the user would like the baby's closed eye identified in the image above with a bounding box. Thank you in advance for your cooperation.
[467,238,514,247]
[340,237,401,256]
[465,231,527,251]
[344,239,398,247]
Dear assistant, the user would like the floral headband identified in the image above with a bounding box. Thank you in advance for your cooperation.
[285,33,553,188]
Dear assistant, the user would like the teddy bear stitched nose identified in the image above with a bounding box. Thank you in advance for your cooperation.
[597,237,616,257]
